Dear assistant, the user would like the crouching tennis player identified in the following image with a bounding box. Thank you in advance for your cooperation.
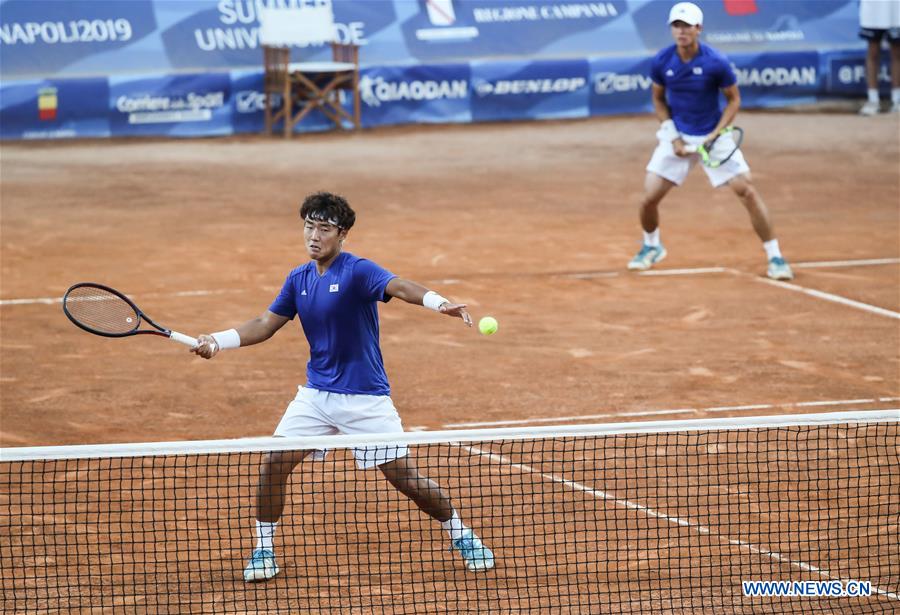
[193,191,494,581]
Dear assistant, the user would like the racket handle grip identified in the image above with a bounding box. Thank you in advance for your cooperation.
[169,331,198,348]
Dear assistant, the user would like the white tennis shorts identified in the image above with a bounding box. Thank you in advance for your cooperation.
[646,132,750,188]
[274,386,408,469]
[860,0,900,30]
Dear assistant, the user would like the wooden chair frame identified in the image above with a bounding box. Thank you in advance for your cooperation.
[262,43,360,138]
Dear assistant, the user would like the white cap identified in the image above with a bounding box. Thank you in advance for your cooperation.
[669,2,703,26]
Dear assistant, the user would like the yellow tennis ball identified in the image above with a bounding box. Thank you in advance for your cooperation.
[478,316,498,336]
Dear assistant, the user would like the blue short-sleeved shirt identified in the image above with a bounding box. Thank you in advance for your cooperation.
[269,252,397,395]
[650,43,737,136]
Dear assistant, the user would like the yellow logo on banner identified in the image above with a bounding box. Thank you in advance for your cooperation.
[38,87,58,121]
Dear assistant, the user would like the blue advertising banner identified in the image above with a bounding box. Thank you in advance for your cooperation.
[0,0,874,140]
[629,0,858,54]
[1,0,864,80]
[589,55,654,117]
[108,72,232,137]
[470,58,589,122]
[359,63,471,127]
[0,0,158,78]
[821,50,891,96]
[730,51,820,108]
[0,77,110,139]
[229,69,267,134]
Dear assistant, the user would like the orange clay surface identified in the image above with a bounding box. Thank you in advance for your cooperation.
[1,112,898,613]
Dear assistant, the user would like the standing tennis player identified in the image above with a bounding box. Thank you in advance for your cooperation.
[627,2,794,281]
[192,191,494,581]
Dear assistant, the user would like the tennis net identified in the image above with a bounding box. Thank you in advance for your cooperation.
[1,410,897,614]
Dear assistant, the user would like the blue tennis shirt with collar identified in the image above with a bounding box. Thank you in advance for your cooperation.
[269,251,397,396]
[650,43,737,136]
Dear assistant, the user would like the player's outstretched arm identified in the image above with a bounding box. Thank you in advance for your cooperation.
[192,310,291,359]
[385,278,473,327]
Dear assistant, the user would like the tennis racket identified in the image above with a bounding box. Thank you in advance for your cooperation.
[63,282,197,347]
[685,126,744,168]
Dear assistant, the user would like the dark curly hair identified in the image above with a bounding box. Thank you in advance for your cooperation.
[299,191,356,230]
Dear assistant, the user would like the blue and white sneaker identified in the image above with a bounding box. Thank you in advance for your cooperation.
[243,548,280,582]
[627,244,667,271]
[450,529,495,571]
[767,257,794,281]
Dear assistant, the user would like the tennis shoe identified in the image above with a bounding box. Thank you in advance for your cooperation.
[859,100,880,116]
[767,257,794,281]
[450,530,495,571]
[627,244,667,271]
[243,548,280,582]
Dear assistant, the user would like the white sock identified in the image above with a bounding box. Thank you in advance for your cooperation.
[255,520,278,552]
[763,239,782,260]
[440,510,469,542]
[892,88,900,105]
[643,228,660,248]
[868,88,880,104]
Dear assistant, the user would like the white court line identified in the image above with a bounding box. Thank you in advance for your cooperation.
[793,258,900,269]
[617,408,697,417]
[755,277,900,320]
[563,272,619,280]
[794,398,877,407]
[2,257,896,307]
[445,409,697,428]
[444,414,615,428]
[639,267,728,276]
[460,443,899,601]
[445,398,899,428]
[0,289,239,307]
[706,404,774,412]
[0,297,61,305]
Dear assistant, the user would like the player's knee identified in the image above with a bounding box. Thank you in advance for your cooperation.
[640,194,662,210]
[728,176,753,199]
[263,450,305,475]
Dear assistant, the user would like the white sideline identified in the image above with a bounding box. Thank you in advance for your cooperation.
[2,257,896,307]
[445,398,899,429]
[754,276,900,320]
[459,442,899,601]
[792,258,899,269]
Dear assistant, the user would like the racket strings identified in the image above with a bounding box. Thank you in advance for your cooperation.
[64,287,140,335]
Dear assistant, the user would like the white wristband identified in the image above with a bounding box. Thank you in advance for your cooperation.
[422,291,449,311]
[211,329,241,350]
[656,119,680,143]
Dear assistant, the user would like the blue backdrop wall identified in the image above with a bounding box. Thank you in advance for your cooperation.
[0,0,883,139]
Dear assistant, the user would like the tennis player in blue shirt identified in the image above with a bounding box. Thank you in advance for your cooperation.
[627,2,793,281]
[192,191,494,582]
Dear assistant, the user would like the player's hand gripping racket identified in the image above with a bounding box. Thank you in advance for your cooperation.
[685,126,744,169]
[63,283,197,347]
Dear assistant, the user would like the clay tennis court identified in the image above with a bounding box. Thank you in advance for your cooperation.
[1,111,898,612]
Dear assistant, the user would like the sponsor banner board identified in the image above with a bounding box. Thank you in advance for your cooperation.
[729,51,820,107]
[0,1,863,79]
[470,58,589,122]
[359,63,471,126]
[108,72,232,137]
[588,55,654,116]
[821,50,891,96]
[0,77,110,139]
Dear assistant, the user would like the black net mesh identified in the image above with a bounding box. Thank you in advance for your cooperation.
[1,419,898,613]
